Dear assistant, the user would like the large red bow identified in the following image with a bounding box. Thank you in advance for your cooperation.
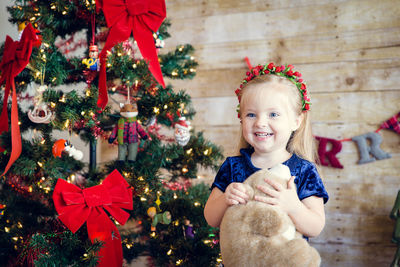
[53,170,133,267]
[0,23,40,176]
[96,0,166,110]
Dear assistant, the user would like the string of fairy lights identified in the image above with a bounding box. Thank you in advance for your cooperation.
[2,1,224,266]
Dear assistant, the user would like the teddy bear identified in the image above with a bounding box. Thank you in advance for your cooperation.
[108,102,148,162]
[219,164,321,267]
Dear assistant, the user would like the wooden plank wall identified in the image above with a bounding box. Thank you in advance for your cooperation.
[164,0,400,266]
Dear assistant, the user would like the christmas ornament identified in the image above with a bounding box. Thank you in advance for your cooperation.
[95,0,167,110]
[183,219,195,239]
[352,132,391,164]
[27,84,53,124]
[64,142,84,161]
[82,44,99,71]
[154,31,165,49]
[71,173,87,188]
[52,139,83,160]
[147,207,171,231]
[0,23,41,175]
[82,8,99,71]
[174,117,190,146]
[0,203,6,218]
[53,169,133,267]
[52,139,66,158]
[108,101,149,162]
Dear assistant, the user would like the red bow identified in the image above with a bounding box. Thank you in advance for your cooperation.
[0,23,40,176]
[95,0,166,110]
[53,170,133,267]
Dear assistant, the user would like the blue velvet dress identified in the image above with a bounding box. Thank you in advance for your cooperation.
[211,148,329,203]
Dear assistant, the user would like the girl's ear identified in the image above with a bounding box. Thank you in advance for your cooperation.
[292,112,304,131]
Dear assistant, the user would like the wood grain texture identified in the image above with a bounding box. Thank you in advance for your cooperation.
[162,0,400,266]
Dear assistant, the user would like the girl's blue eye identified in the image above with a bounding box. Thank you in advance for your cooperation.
[246,113,256,118]
[269,112,279,118]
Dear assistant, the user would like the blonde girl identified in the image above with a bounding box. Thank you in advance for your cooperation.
[204,63,328,238]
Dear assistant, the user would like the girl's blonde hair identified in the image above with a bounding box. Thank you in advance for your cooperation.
[237,74,318,164]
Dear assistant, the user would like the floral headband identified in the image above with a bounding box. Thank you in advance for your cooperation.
[235,62,310,117]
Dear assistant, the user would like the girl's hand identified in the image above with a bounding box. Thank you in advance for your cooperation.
[224,182,249,206]
[255,176,302,215]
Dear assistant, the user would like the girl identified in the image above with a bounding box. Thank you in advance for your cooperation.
[204,62,329,238]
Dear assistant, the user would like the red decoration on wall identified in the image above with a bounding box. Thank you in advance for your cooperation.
[0,23,41,176]
[96,0,166,110]
[315,136,344,169]
[53,169,133,267]
[379,111,400,135]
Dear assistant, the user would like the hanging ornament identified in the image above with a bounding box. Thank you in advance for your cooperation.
[28,84,53,124]
[64,142,84,160]
[108,91,149,163]
[174,117,191,146]
[52,139,66,158]
[52,139,83,160]
[183,219,195,239]
[71,173,87,187]
[0,203,6,218]
[82,44,99,71]
[154,31,165,50]
[82,10,99,72]
[147,207,171,231]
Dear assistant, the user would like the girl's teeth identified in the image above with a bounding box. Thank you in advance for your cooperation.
[255,133,272,137]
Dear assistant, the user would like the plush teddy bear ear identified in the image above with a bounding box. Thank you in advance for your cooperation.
[269,164,291,181]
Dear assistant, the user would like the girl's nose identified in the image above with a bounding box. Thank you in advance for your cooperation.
[255,115,268,127]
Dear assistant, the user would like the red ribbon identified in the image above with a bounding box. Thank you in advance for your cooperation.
[0,23,40,176]
[53,169,133,267]
[96,0,166,110]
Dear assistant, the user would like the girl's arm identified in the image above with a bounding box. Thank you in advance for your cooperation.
[204,183,249,228]
[255,176,325,237]
[204,188,229,228]
[289,195,325,237]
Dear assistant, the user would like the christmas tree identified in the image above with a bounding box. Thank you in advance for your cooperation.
[0,1,223,266]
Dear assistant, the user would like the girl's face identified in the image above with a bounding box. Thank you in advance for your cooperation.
[240,82,301,157]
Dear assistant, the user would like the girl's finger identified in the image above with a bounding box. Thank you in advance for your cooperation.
[254,195,278,205]
[264,178,284,191]
[227,198,239,205]
[287,176,296,189]
[256,185,279,198]
[231,187,249,200]
[228,194,246,205]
